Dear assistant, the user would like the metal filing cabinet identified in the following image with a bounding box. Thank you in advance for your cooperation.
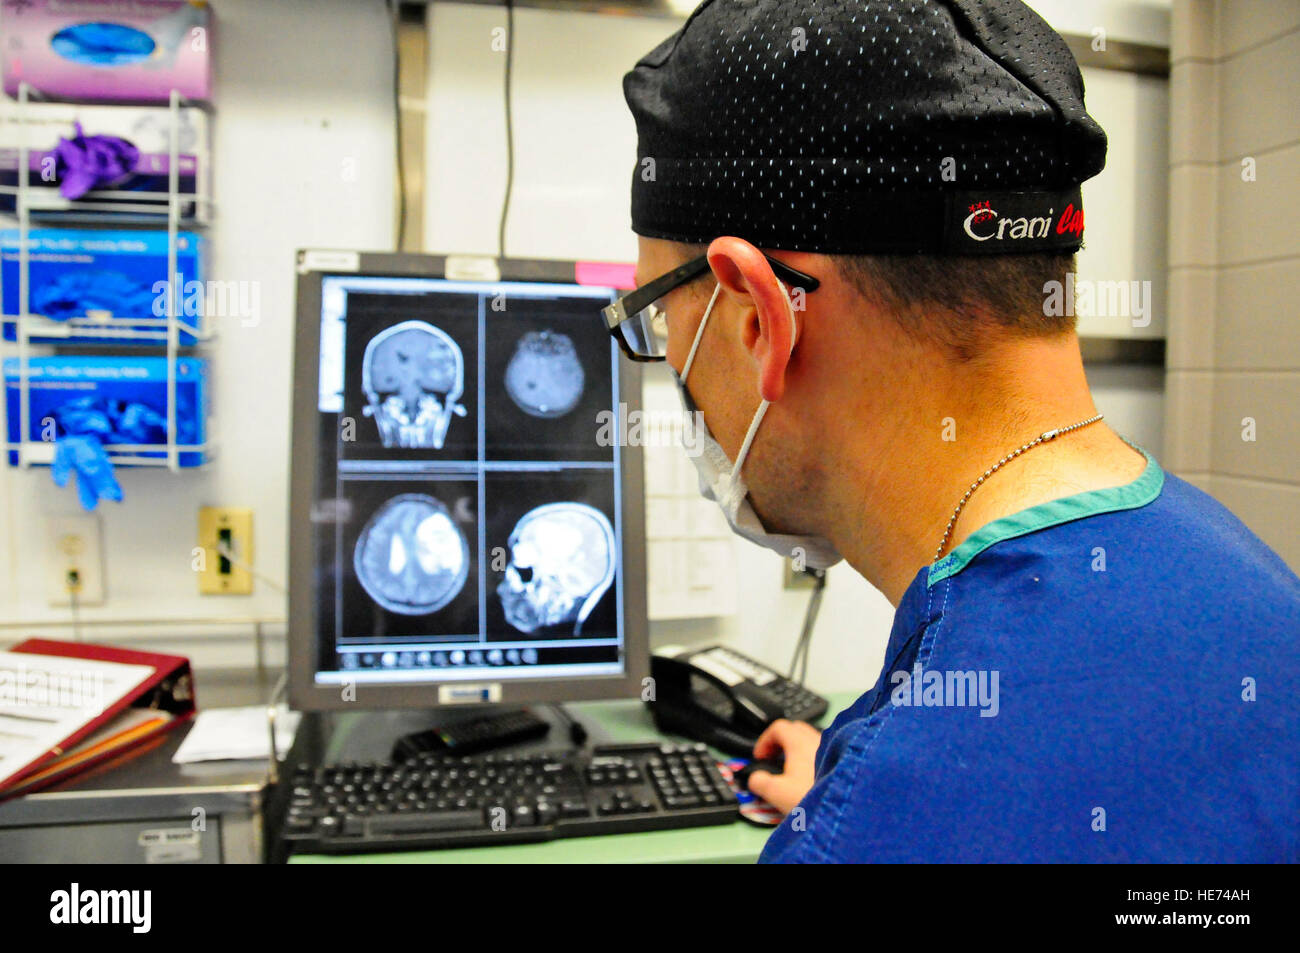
[0,722,270,863]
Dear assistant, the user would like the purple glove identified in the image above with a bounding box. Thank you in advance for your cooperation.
[53,122,139,200]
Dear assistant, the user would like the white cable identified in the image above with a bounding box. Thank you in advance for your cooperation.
[214,540,286,594]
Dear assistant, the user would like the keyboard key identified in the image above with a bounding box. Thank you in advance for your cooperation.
[664,794,701,809]
[535,802,559,825]
[365,810,484,835]
[511,804,536,827]
[559,799,590,818]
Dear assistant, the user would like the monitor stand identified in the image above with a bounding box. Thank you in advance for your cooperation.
[290,704,599,767]
[391,707,568,759]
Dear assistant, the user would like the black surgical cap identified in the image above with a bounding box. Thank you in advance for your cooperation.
[623,0,1108,255]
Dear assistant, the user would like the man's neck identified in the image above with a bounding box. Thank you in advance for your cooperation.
[826,333,1148,606]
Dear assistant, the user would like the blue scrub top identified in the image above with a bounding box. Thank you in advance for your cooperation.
[759,449,1300,862]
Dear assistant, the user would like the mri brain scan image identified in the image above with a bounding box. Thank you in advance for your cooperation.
[497,502,615,636]
[504,330,584,419]
[362,320,468,449]
[354,494,470,615]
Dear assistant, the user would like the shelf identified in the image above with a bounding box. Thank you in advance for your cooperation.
[7,439,215,468]
[1,84,214,475]
[5,314,212,345]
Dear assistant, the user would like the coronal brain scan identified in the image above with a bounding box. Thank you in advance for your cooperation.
[497,502,615,636]
[362,320,468,448]
[504,329,585,419]
[354,493,470,615]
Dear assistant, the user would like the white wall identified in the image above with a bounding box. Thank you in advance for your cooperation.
[1,0,1170,699]
[1027,0,1170,45]
[1076,69,1170,339]
[0,0,396,669]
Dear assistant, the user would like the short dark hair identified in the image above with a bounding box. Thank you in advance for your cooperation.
[836,253,1077,359]
[673,243,1075,361]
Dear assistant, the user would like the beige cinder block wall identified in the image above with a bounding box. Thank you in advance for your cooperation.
[1165,0,1300,570]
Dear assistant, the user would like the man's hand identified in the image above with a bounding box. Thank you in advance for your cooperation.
[747,719,821,815]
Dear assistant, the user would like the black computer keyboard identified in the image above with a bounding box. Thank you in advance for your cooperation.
[277,742,740,855]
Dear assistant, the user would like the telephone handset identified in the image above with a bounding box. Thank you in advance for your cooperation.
[647,645,830,758]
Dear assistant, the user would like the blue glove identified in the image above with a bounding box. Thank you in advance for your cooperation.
[51,435,123,511]
[50,24,156,68]
[33,270,156,322]
[113,400,168,443]
[50,396,168,444]
[48,397,114,441]
[45,396,173,508]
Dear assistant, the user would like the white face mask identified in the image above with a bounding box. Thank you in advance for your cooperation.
[672,278,843,570]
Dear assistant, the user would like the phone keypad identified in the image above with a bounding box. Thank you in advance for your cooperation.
[769,679,825,720]
[707,647,824,720]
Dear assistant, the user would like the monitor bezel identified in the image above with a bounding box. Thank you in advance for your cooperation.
[288,251,648,712]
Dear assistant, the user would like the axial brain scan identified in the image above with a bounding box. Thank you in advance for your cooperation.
[354,493,470,615]
[362,320,468,449]
[504,330,584,419]
[497,502,615,636]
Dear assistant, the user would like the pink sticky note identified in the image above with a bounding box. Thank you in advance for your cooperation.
[575,261,637,290]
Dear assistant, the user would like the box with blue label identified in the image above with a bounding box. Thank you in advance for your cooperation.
[2,229,205,344]
[5,357,208,467]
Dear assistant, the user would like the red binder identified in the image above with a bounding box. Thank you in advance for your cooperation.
[0,639,197,798]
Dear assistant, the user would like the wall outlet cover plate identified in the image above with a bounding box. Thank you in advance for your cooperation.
[198,506,253,595]
[46,513,105,606]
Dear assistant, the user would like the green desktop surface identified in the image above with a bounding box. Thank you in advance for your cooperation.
[290,691,857,864]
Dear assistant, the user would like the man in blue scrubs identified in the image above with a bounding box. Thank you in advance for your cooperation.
[608,0,1299,861]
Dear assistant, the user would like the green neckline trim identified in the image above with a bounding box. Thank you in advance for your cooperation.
[926,444,1164,588]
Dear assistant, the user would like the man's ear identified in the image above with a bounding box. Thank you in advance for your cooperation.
[706,236,796,402]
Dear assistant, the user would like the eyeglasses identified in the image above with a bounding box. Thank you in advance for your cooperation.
[600,254,820,362]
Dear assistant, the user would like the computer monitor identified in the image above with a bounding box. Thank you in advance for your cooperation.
[288,252,648,712]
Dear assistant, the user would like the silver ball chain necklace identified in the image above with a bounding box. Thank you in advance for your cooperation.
[933,413,1106,562]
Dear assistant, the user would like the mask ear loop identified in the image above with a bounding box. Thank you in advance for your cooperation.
[776,277,799,352]
[681,282,722,383]
[729,277,798,481]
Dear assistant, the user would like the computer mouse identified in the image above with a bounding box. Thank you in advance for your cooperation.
[733,758,785,793]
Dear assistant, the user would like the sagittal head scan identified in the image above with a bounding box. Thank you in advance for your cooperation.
[354,493,470,615]
[504,329,585,419]
[497,502,615,636]
[361,320,468,448]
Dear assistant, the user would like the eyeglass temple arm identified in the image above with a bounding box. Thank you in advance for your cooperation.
[616,255,712,318]
[765,256,819,292]
[668,253,821,294]
[677,253,820,293]
[609,251,821,328]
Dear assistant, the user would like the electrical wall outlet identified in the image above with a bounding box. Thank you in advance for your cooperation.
[198,507,254,595]
[47,514,105,606]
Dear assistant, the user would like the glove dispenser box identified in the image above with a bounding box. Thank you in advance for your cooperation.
[0,102,211,222]
[2,229,206,345]
[4,356,208,467]
[1,0,213,105]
